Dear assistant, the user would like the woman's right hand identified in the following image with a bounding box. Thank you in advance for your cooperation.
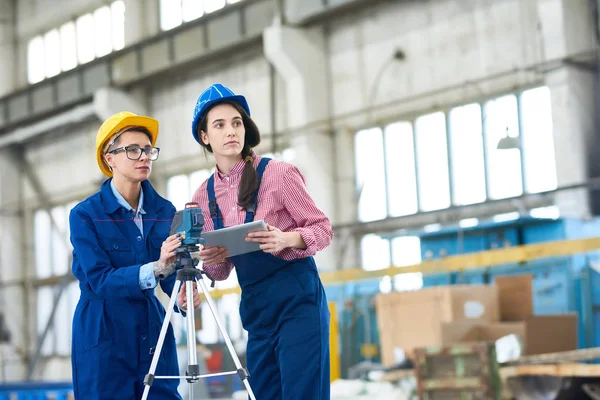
[199,246,228,265]
[154,233,183,279]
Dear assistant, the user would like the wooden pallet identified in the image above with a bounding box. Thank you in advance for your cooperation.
[503,347,600,366]
[414,342,502,400]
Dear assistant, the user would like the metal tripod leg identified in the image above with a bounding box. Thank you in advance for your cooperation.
[141,278,182,400]
[141,266,256,400]
[195,276,257,400]
[184,279,198,400]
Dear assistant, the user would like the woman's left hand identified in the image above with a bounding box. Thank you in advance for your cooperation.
[245,224,291,254]
[177,282,201,313]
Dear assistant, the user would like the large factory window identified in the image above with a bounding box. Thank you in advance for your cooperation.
[449,103,486,206]
[520,86,557,193]
[355,127,387,222]
[75,14,95,64]
[33,203,80,357]
[415,112,451,211]
[385,122,418,217]
[27,1,125,84]
[59,22,78,72]
[160,0,243,31]
[27,37,45,84]
[484,94,524,199]
[355,86,558,272]
[354,86,558,222]
[360,234,391,271]
[362,234,423,292]
[42,30,61,78]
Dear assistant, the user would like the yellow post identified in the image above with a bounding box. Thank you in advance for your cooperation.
[329,301,341,382]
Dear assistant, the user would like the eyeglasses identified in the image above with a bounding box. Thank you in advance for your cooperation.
[108,145,160,161]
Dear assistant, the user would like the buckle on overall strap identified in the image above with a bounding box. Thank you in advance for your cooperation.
[246,201,256,214]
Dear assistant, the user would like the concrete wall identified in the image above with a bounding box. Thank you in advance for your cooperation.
[126,0,584,222]
[328,0,544,126]
[0,0,597,381]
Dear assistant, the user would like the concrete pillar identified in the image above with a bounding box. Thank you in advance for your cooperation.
[546,68,595,218]
[0,0,15,97]
[333,127,360,270]
[0,147,26,380]
[123,0,160,46]
[264,19,337,271]
[538,0,597,217]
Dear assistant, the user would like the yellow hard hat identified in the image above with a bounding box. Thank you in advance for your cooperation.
[95,111,159,177]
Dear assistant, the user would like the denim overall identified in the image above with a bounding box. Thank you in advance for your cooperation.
[206,158,330,400]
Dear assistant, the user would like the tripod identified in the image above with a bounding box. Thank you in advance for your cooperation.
[142,244,256,400]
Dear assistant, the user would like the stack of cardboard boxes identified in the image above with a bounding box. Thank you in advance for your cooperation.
[375,274,578,367]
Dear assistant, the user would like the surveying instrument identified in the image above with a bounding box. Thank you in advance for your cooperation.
[142,202,256,400]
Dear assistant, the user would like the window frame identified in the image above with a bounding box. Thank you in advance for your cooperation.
[159,0,243,31]
[26,1,125,85]
[354,85,558,274]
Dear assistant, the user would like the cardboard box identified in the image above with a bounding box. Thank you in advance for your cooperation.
[375,284,499,366]
[494,274,533,321]
[440,314,578,355]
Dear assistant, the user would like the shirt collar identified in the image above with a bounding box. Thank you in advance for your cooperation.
[110,179,146,215]
[215,151,257,181]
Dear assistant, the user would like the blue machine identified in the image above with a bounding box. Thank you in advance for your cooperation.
[413,216,600,350]
[325,215,600,378]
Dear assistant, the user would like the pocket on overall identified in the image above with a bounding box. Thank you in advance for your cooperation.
[74,300,111,351]
[290,266,320,306]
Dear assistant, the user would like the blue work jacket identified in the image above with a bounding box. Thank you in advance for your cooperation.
[69,178,181,400]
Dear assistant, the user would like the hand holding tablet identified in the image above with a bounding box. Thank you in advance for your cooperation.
[245,224,294,254]
[200,220,268,257]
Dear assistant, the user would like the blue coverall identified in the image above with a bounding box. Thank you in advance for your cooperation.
[206,158,331,400]
[69,179,182,400]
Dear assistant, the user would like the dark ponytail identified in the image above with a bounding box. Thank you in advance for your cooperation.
[197,100,261,210]
[238,147,259,209]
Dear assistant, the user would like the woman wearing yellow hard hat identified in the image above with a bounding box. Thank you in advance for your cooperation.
[68,111,200,400]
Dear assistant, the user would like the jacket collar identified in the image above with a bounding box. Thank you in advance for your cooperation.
[100,178,163,215]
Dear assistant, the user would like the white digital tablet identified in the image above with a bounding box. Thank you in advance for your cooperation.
[201,220,268,257]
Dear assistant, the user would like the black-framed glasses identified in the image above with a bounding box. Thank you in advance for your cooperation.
[108,145,160,161]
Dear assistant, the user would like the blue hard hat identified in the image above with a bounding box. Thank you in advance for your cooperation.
[191,83,251,144]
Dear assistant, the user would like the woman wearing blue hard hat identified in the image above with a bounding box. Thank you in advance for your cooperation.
[69,112,201,400]
[189,83,334,399]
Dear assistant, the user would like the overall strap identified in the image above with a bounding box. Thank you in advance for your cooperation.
[206,174,224,230]
[244,158,271,224]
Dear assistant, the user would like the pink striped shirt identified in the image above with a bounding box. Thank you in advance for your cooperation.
[191,154,334,280]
